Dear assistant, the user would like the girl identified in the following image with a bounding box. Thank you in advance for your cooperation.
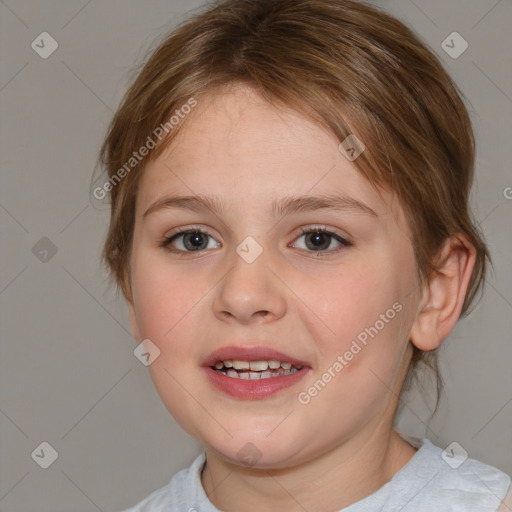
[98,1,511,510]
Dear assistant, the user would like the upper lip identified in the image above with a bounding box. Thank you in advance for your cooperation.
[202,345,310,368]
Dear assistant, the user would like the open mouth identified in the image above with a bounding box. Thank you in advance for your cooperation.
[211,359,304,380]
[203,347,310,399]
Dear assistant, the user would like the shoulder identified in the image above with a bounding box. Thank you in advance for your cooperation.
[119,452,210,512]
[391,436,511,511]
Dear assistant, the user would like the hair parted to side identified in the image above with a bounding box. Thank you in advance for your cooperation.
[97,0,490,409]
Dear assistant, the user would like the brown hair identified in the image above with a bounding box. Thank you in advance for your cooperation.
[97,0,490,409]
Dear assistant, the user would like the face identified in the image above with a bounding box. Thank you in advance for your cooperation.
[128,85,422,469]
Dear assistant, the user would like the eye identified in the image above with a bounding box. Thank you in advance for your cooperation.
[160,225,351,256]
[291,226,351,254]
[161,228,221,253]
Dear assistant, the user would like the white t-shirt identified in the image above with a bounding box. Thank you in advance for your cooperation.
[120,436,511,511]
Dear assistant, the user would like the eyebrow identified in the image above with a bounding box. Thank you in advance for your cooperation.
[143,193,378,219]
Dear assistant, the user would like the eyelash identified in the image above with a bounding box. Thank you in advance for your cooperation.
[159,225,352,257]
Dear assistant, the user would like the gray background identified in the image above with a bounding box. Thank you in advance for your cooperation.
[0,0,511,510]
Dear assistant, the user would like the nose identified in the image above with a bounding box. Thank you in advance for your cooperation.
[212,245,287,325]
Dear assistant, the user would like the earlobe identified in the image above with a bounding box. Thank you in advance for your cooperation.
[409,305,442,352]
[410,235,476,352]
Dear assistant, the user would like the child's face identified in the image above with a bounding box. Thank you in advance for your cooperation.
[128,85,423,468]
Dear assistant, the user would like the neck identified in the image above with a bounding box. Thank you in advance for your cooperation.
[201,427,417,512]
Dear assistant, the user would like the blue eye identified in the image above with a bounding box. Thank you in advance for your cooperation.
[162,229,220,252]
[292,227,351,253]
[160,226,351,255]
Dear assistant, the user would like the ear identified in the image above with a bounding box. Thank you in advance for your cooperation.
[410,235,476,351]
[128,302,142,343]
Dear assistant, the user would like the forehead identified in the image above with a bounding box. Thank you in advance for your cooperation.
[136,85,406,230]
[152,85,339,179]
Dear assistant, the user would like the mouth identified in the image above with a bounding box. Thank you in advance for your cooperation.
[202,345,310,399]
[211,359,303,379]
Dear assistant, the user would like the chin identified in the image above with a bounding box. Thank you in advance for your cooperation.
[201,429,312,470]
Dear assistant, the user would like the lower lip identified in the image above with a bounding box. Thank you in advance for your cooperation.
[203,366,309,399]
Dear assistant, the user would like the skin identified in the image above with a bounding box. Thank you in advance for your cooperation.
[127,84,476,511]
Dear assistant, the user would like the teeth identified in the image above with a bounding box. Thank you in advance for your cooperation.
[217,359,298,370]
[250,360,269,371]
[232,360,250,370]
[212,359,304,379]
[216,367,301,379]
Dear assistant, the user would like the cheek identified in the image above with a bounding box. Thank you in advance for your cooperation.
[297,258,405,347]
[294,253,412,397]
[129,251,210,429]
[130,248,207,353]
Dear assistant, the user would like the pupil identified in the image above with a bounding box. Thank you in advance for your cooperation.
[184,232,208,251]
[306,232,330,251]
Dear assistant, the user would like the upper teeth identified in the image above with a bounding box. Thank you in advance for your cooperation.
[214,360,297,371]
